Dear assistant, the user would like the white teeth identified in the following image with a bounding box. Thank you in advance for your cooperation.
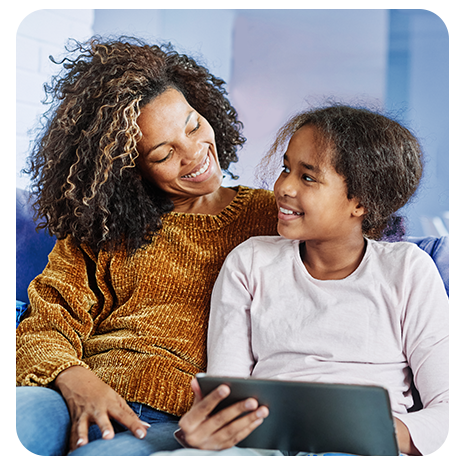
[183,156,210,179]
[280,207,303,216]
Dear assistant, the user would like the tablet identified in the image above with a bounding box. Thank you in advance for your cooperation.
[196,374,399,456]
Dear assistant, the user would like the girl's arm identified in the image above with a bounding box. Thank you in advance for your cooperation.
[207,240,257,377]
[395,246,449,455]
[178,240,264,449]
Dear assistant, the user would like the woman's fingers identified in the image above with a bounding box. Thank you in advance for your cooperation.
[109,398,150,440]
[55,366,149,452]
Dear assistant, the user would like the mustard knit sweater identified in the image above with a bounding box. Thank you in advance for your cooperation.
[16,186,277,417]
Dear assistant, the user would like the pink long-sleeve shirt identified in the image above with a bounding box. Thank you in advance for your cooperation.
[207,236,449,455]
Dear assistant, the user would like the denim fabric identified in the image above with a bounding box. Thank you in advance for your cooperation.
[16,386,181,456]
[16,386,70,456]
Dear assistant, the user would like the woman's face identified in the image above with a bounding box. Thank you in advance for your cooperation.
[136,87,223,205]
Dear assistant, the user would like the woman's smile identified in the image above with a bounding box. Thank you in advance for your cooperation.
[181,152,212,181]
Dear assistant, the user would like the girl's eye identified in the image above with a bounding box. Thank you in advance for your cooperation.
[303,174,315,182]
[281,165,290,174]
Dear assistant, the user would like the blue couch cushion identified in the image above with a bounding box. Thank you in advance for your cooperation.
[407,236,449,296]
[16,188,56,304]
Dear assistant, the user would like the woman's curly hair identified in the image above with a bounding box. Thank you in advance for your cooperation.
[24,36,245,254]
[257,104,423,239]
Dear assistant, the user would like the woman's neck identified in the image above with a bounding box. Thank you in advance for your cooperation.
[172,186,237,215]
[300,235,367,280]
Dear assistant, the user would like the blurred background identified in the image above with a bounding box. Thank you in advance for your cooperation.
[16,9,449,237]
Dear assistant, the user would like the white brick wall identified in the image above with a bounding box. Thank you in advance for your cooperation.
[16,9,94,190]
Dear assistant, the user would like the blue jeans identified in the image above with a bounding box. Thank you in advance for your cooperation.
[16,386,182,456]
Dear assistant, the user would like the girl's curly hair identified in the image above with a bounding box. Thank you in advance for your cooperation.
[257,104,423,239]
[24,36,245,254]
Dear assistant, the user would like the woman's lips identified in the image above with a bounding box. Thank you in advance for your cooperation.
[181,152,213,182]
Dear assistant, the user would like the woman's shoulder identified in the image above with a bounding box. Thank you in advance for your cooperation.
[234,185,276,209]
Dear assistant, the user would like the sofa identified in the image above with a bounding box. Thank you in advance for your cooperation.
[15,188,449,415]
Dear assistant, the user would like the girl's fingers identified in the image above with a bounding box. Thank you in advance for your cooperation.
[180,383,231,433]
[208,405,269,449]
[180,390,268,449]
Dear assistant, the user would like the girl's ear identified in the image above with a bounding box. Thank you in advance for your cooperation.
[352,202,367,218]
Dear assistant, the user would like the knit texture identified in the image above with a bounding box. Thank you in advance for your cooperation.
[16,186,278,417]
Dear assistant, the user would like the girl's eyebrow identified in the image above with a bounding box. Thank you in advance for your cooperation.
[283,153,321,173]
[146,110,196,155]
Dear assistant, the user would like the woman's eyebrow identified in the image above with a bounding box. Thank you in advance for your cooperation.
[185,110,194,126]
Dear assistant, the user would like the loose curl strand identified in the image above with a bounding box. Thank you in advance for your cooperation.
[257,104,423,240]
[24,36,245,254]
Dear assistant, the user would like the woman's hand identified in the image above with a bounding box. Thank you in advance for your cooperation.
[177,377,269,450]
[54,366,150,452]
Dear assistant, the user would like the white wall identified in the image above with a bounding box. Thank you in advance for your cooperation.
[14,9,449,237]
[16,9,94,190]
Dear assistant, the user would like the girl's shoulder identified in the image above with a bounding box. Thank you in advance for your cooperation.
[227,235,293,264]
[367,238,438,270]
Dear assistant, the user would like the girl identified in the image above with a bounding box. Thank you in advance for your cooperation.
[200,105,448,455]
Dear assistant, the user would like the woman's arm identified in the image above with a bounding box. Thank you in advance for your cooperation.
[17,238,149,450]
[16,238,100,385]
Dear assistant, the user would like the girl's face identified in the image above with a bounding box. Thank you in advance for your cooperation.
[136,87,223,205]
[273,125,364,243]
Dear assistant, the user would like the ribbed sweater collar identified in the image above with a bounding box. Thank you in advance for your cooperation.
[161,185,252,231]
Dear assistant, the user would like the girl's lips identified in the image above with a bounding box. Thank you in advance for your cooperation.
[277,205,304,221]
[181,152,214,182]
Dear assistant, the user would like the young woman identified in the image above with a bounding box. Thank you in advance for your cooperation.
[193,105,448,456]
[16,37,277,456]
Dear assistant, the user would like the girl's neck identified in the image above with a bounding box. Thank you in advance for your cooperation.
[300,235,367,280]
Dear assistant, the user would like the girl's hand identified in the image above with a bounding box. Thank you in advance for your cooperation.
[177,377,269,450]
[54,366,150,452]
[394,417,420,455]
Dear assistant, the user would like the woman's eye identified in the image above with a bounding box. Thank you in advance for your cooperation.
[154,149,173,164]
[190,120,201,134]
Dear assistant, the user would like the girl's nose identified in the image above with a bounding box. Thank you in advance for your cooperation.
[276,173,297,197]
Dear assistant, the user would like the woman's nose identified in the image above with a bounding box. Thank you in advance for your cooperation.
[179,139,203,165]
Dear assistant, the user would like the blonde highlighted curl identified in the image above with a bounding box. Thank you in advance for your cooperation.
[24,37,245,254]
